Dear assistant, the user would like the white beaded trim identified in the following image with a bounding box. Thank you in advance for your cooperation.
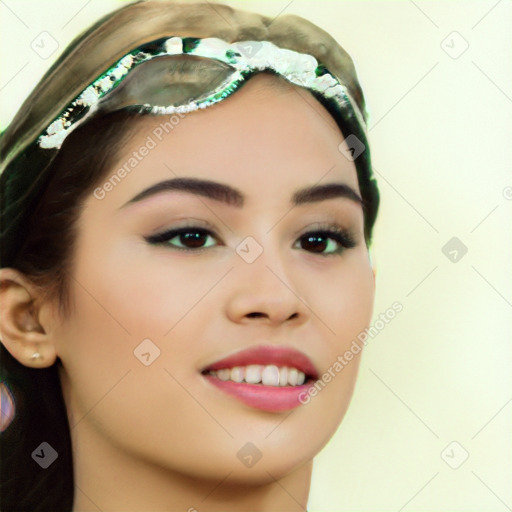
[38,37,366,149]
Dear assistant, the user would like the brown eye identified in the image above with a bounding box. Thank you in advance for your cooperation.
[146,228,217,249]
[300,234,330,253]
[178,231,209,248]
[295,228,357,256]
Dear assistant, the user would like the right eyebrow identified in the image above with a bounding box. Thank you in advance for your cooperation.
[120,177,244,209]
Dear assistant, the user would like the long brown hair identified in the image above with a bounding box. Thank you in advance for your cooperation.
[0,109,142,512]
[0,2,379,510]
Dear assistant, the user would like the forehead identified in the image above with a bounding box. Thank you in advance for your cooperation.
[103,73,360,204]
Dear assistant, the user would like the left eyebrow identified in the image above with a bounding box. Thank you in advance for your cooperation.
[119,177,363,209]
[292,182,363,206]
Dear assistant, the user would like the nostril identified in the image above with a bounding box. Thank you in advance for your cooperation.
[246,312,266,318]
[245,312,300,320]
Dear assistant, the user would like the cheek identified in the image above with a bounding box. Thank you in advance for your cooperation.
[298,251,374,422]
[307,249,375,349]
[56,243,213,469]
[57,235,226,416]
[68,235,210,336]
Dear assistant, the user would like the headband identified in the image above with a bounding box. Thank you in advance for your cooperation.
[36,36,367,151]
[0,7,380,267]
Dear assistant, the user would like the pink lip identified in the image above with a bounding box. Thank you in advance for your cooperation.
[202,345,319,379]
[201,345,319,412]
[203,376,315,412]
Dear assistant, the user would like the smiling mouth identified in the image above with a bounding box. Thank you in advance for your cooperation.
[199,345,319,412]
[201,365,313,387]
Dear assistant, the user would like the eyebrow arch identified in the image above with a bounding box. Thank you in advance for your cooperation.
[292,182,363,206]
[120,177,363,209]
[121,177,243,208]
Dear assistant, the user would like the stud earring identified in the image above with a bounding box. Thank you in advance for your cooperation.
[30,351,42,361]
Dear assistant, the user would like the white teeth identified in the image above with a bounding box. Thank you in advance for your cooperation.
[217,369,231,381]
[245,365,262,384]
[279,366,288,386]
[261,365,280,386]
[230,366,244,383]
[208,365,309,386]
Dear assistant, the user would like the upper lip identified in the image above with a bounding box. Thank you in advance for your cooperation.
[201,345,319,379]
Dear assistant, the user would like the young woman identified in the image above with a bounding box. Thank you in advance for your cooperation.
[0,1,379,510]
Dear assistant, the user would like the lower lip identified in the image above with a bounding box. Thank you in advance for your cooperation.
[203,374,315,412]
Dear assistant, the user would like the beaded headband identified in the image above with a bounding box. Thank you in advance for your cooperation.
[37,36,367,150]
[0,34,379,266]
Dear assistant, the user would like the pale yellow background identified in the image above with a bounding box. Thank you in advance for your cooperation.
[1,1,511,510]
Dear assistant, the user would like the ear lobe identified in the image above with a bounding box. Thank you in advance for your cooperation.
[0,268,57,368]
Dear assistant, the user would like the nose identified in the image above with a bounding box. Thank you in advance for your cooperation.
[224,248,309,327]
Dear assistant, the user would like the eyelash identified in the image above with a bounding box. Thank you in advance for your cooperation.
[145,223,357,256]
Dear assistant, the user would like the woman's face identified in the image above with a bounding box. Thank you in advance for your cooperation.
[54,74,375,484]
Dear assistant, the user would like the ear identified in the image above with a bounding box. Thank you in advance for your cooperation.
[0,268,58,368]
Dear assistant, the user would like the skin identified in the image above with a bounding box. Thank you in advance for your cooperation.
[0,73,375,511]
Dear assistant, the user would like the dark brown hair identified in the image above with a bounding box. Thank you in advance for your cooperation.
[0,109,142,512]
